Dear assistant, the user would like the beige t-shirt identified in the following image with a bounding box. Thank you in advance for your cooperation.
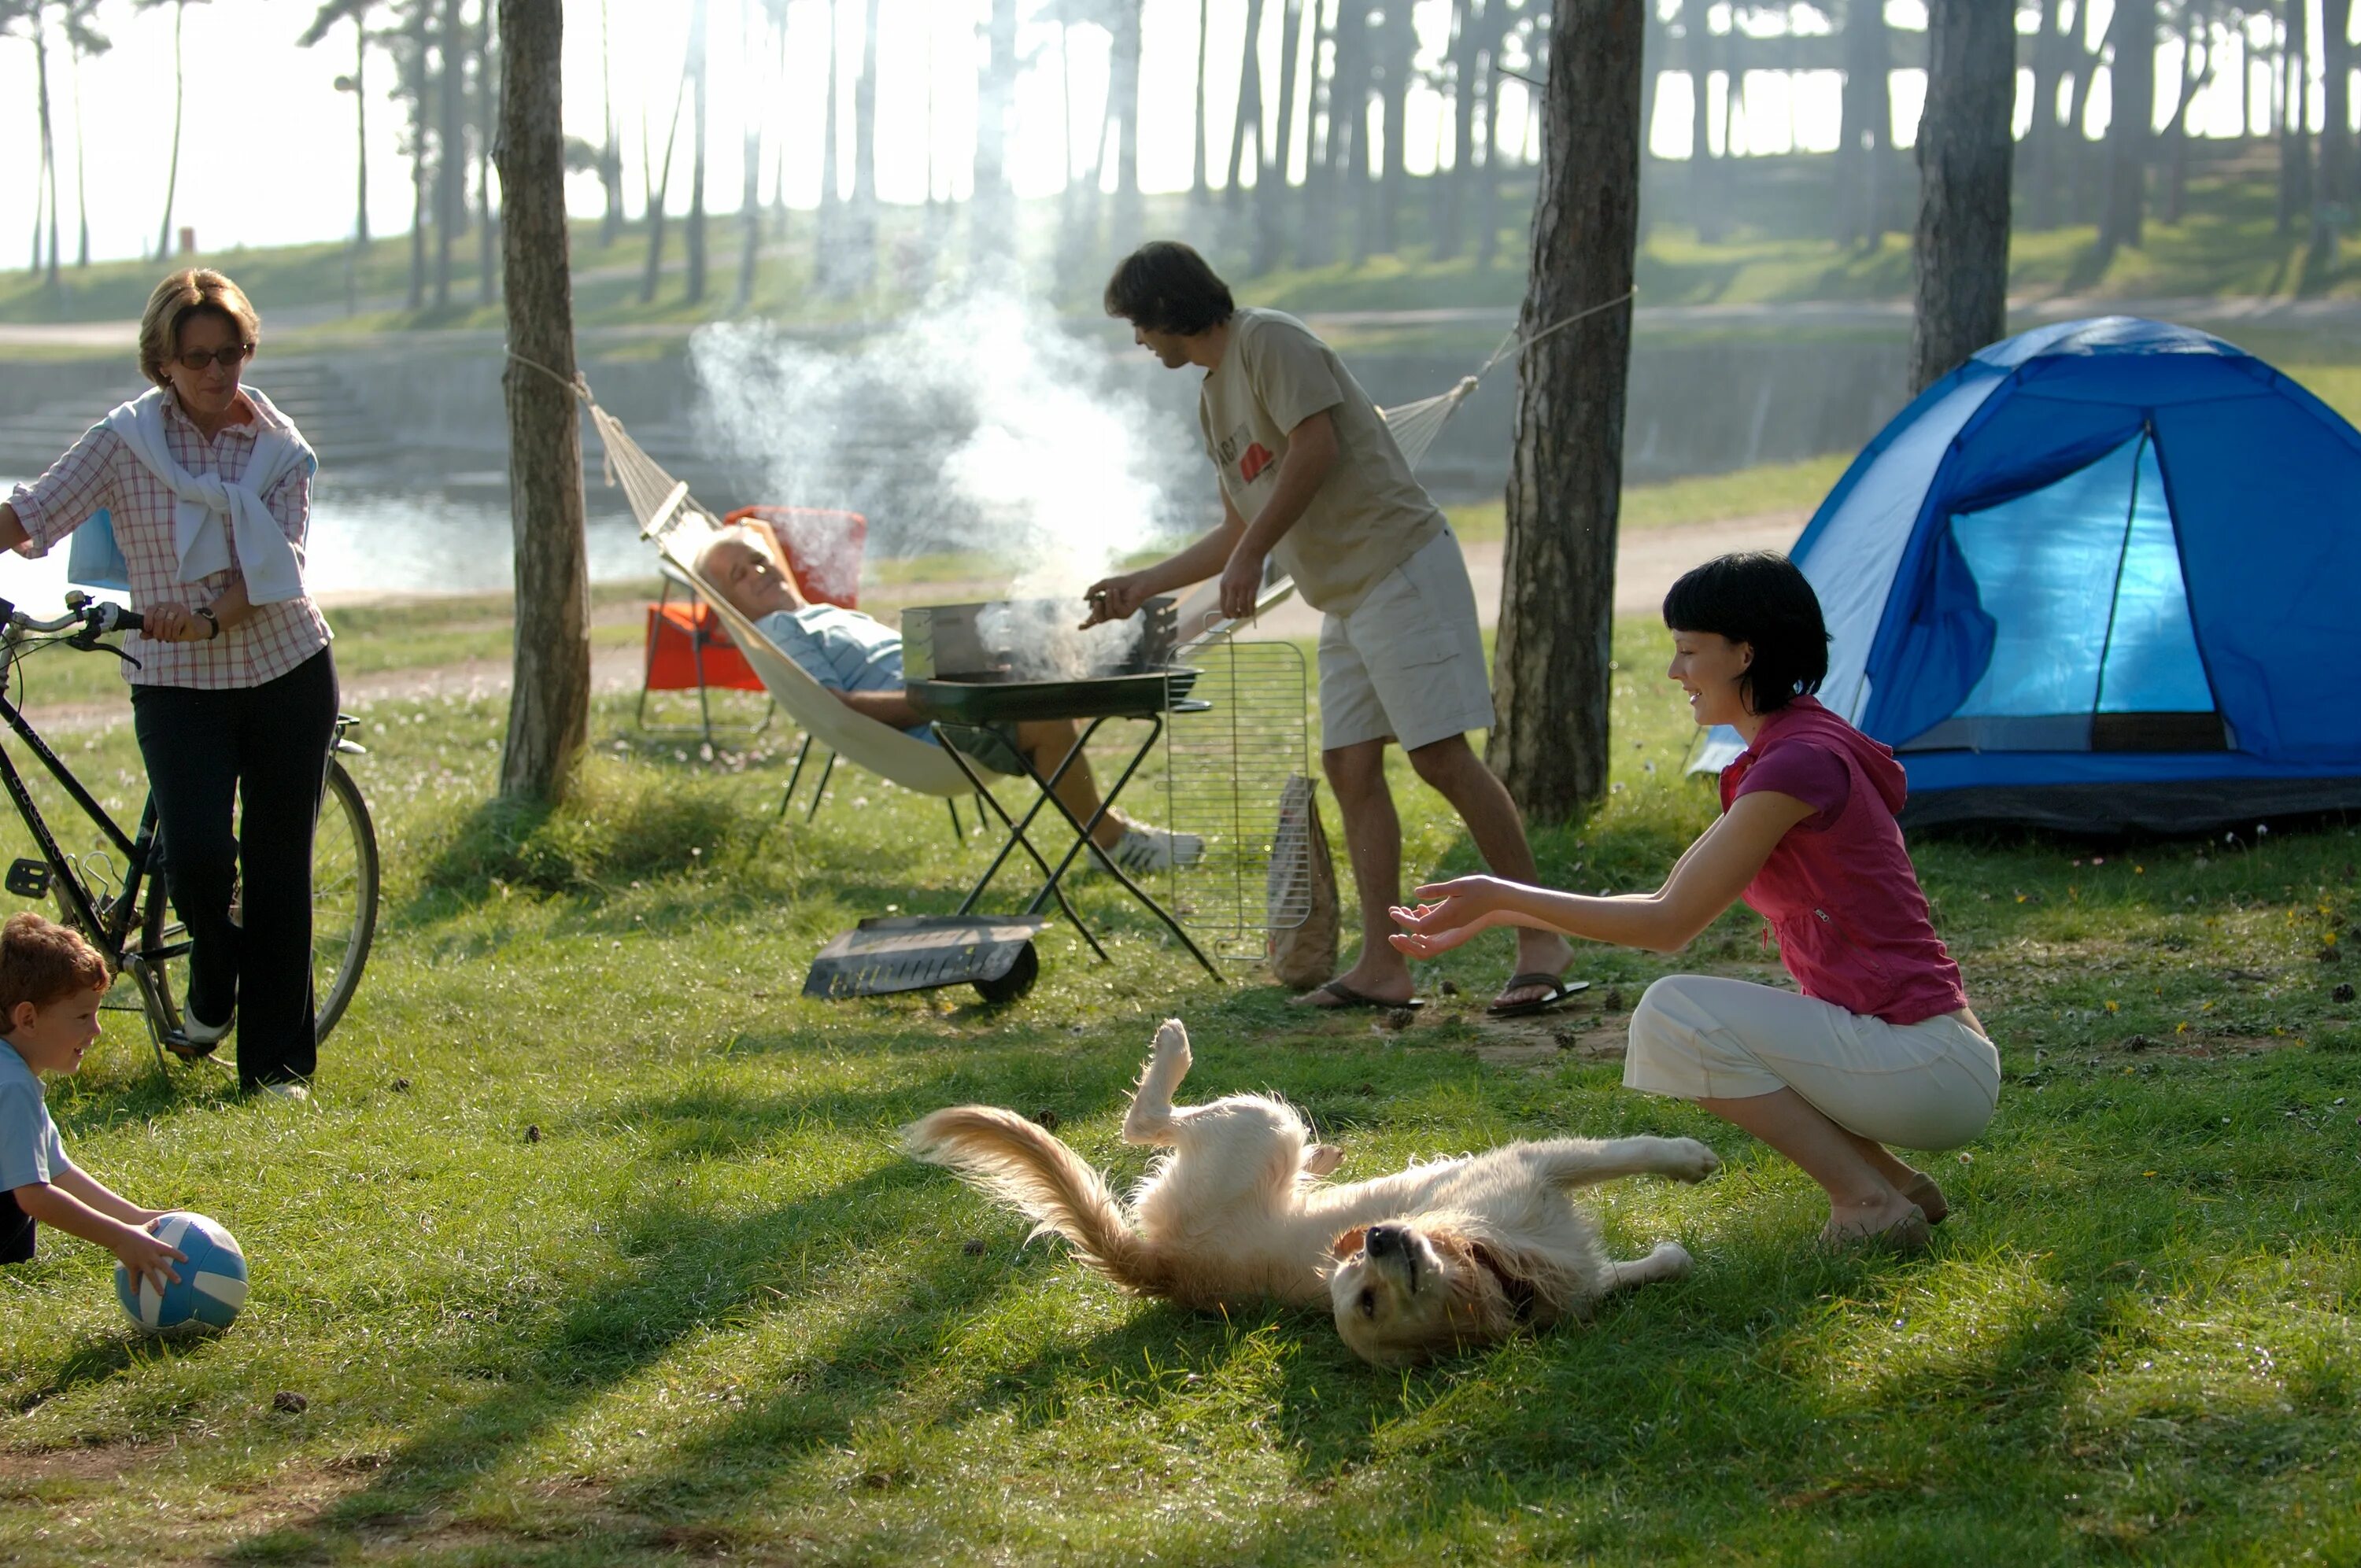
[1197,308,1446,615]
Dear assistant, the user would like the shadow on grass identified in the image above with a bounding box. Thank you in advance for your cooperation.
[219,1160,1025,1562]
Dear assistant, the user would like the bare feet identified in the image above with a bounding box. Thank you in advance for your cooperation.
[1495,933,1577,1010]
[1898,1171,1949,1225]
[1817,1196,1932,1254]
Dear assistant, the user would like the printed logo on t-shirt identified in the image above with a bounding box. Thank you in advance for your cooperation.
[1239,442,1275,484]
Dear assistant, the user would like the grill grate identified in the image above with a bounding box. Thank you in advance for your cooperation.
[1156,640,1314,961]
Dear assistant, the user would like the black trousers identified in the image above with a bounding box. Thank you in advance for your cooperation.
[131,647,338,1090]
[1,1189,31,1264]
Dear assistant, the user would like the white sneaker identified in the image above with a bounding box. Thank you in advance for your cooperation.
[182,1009,235,1048]
[1095,825,1206,876]
[257,1082,311,1104]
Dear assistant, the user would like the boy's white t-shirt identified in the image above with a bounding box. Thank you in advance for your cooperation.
[1197,308,1447,617]
[0,1040,72,1192]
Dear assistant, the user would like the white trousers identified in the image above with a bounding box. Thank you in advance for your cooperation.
[1624,974,2001,1153]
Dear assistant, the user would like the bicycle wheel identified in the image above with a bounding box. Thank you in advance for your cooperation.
[311,758,379,1040]
[139,758,381,1047]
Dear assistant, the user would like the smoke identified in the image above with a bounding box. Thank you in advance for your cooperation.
[689,279,1193,604]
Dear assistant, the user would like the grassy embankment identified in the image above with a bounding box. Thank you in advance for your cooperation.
[0,583,2355,1562]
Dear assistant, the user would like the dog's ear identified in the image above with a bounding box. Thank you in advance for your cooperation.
[1329,1227,1368,1260]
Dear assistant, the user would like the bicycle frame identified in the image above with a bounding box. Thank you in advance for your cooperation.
[0,682,169,964]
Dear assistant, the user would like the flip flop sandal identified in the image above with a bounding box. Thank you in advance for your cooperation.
[1301,980,1426,1011]
[1485,973,1591,1019]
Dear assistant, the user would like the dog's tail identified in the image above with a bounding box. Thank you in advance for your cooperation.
[904,1106,1171,1295]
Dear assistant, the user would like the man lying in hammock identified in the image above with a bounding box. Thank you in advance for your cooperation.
[696,526,1204,875]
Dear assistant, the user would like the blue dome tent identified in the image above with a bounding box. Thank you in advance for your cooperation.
[1694,317,2361,832]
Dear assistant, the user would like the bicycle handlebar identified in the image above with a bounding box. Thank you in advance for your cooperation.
[0,596,146,640]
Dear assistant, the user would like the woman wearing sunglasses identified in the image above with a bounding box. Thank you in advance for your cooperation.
[0,269,335,1101]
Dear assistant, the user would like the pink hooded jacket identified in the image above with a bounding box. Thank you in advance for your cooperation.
[1718,697,1970,1025]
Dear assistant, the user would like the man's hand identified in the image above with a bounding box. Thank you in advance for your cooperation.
[111,1219,187,1298]
[1217,546,1268,621]
[1081,572,1153,629]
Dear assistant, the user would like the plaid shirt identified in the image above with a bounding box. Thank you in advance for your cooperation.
[8,389,332,689]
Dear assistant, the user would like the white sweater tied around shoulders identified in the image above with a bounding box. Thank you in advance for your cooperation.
[95,386,315,605]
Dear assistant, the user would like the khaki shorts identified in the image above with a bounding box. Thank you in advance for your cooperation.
[1316,529,1496,752]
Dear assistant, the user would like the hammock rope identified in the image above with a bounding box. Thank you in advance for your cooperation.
[1374,288,1636,470]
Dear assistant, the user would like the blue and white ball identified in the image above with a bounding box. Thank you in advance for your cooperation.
[114,1212,249,1333]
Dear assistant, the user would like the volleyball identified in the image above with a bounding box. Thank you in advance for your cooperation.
[114,1212,249,1333]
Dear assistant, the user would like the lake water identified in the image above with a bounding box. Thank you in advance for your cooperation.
[0,482,658,616]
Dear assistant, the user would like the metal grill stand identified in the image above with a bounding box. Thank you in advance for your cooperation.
[912,676,1225,983]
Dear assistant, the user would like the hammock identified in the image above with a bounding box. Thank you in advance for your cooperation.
[584,396,977,799]
[1376,290,1638,470]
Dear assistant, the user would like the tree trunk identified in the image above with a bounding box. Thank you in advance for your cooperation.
[35,23,58,288]
[973,0,1017,251]
[1836,0,1893,248]
[817,0,841,290]
[1255,0,1306,271]
[1333,0,1374,261]
[1438,0,1478,260]
[157,0,186,262]
[353,18,372,246]
[1910,0,2015,393]
[434,0,464,306]
[1297,0,1337,264]
[1192,0,1212,205]
[477,4,498,306]
[2100,0,2155,261]
[599,0,622,247]
[2280,0,2311,235]
[70,30,90,267]
[2025,0,2067,229]
[495,0,590,806]
[1683,0,1715,235]
[1112,0,1145,240]
[734,0,763,311]
[1227,0,1269,208]
[1491,0,1644,822]
[684,0,708,304]
[408,4,429,308]
[2319,0,2352,233]
[638,60,686,304]
[848,0,879,287]
[1375,0,1416,253]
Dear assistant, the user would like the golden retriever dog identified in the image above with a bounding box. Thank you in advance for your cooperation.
[905,1019,1717,1365]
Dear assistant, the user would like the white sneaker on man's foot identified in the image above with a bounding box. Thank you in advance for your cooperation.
[182,1010,234,1048]
[1094,825,1206,876]
[257,1082,311,1105]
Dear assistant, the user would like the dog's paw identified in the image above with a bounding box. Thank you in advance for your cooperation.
[1149,1018,1192,1075]
[1664,1138,1720,1183]
[1301,1143,1344,1178]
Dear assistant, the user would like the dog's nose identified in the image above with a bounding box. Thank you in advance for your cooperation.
[1366,1224,1404,1256]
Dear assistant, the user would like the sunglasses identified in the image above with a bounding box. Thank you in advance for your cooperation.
[176,342,253,371]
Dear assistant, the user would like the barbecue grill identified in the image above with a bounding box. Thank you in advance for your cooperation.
[900,595,1224,982]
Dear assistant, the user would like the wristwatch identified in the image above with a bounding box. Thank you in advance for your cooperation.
[194,606,220,640]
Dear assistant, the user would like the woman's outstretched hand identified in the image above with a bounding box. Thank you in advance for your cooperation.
[1387,875,1520,957]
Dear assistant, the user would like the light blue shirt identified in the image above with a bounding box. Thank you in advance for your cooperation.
[0,1040,72,1193]
[753,606,930,740]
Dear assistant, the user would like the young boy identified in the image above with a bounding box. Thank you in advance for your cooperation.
[1,912,183,1293]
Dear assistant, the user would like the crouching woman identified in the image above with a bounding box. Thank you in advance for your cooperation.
[1391,552,1997,1251]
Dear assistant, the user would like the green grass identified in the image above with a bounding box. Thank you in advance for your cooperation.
[2,611,2358,1563]
[1444,453,1853,545]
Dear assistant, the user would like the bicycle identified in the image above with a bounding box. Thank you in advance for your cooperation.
[0,592,380,1070]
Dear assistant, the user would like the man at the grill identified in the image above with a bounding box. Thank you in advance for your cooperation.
[1084,240,1577,1016]
[696,526,1203,876]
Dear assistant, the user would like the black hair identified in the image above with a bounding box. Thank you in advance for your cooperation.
[1661,551,1830,714]
[1103,241,1236,336]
